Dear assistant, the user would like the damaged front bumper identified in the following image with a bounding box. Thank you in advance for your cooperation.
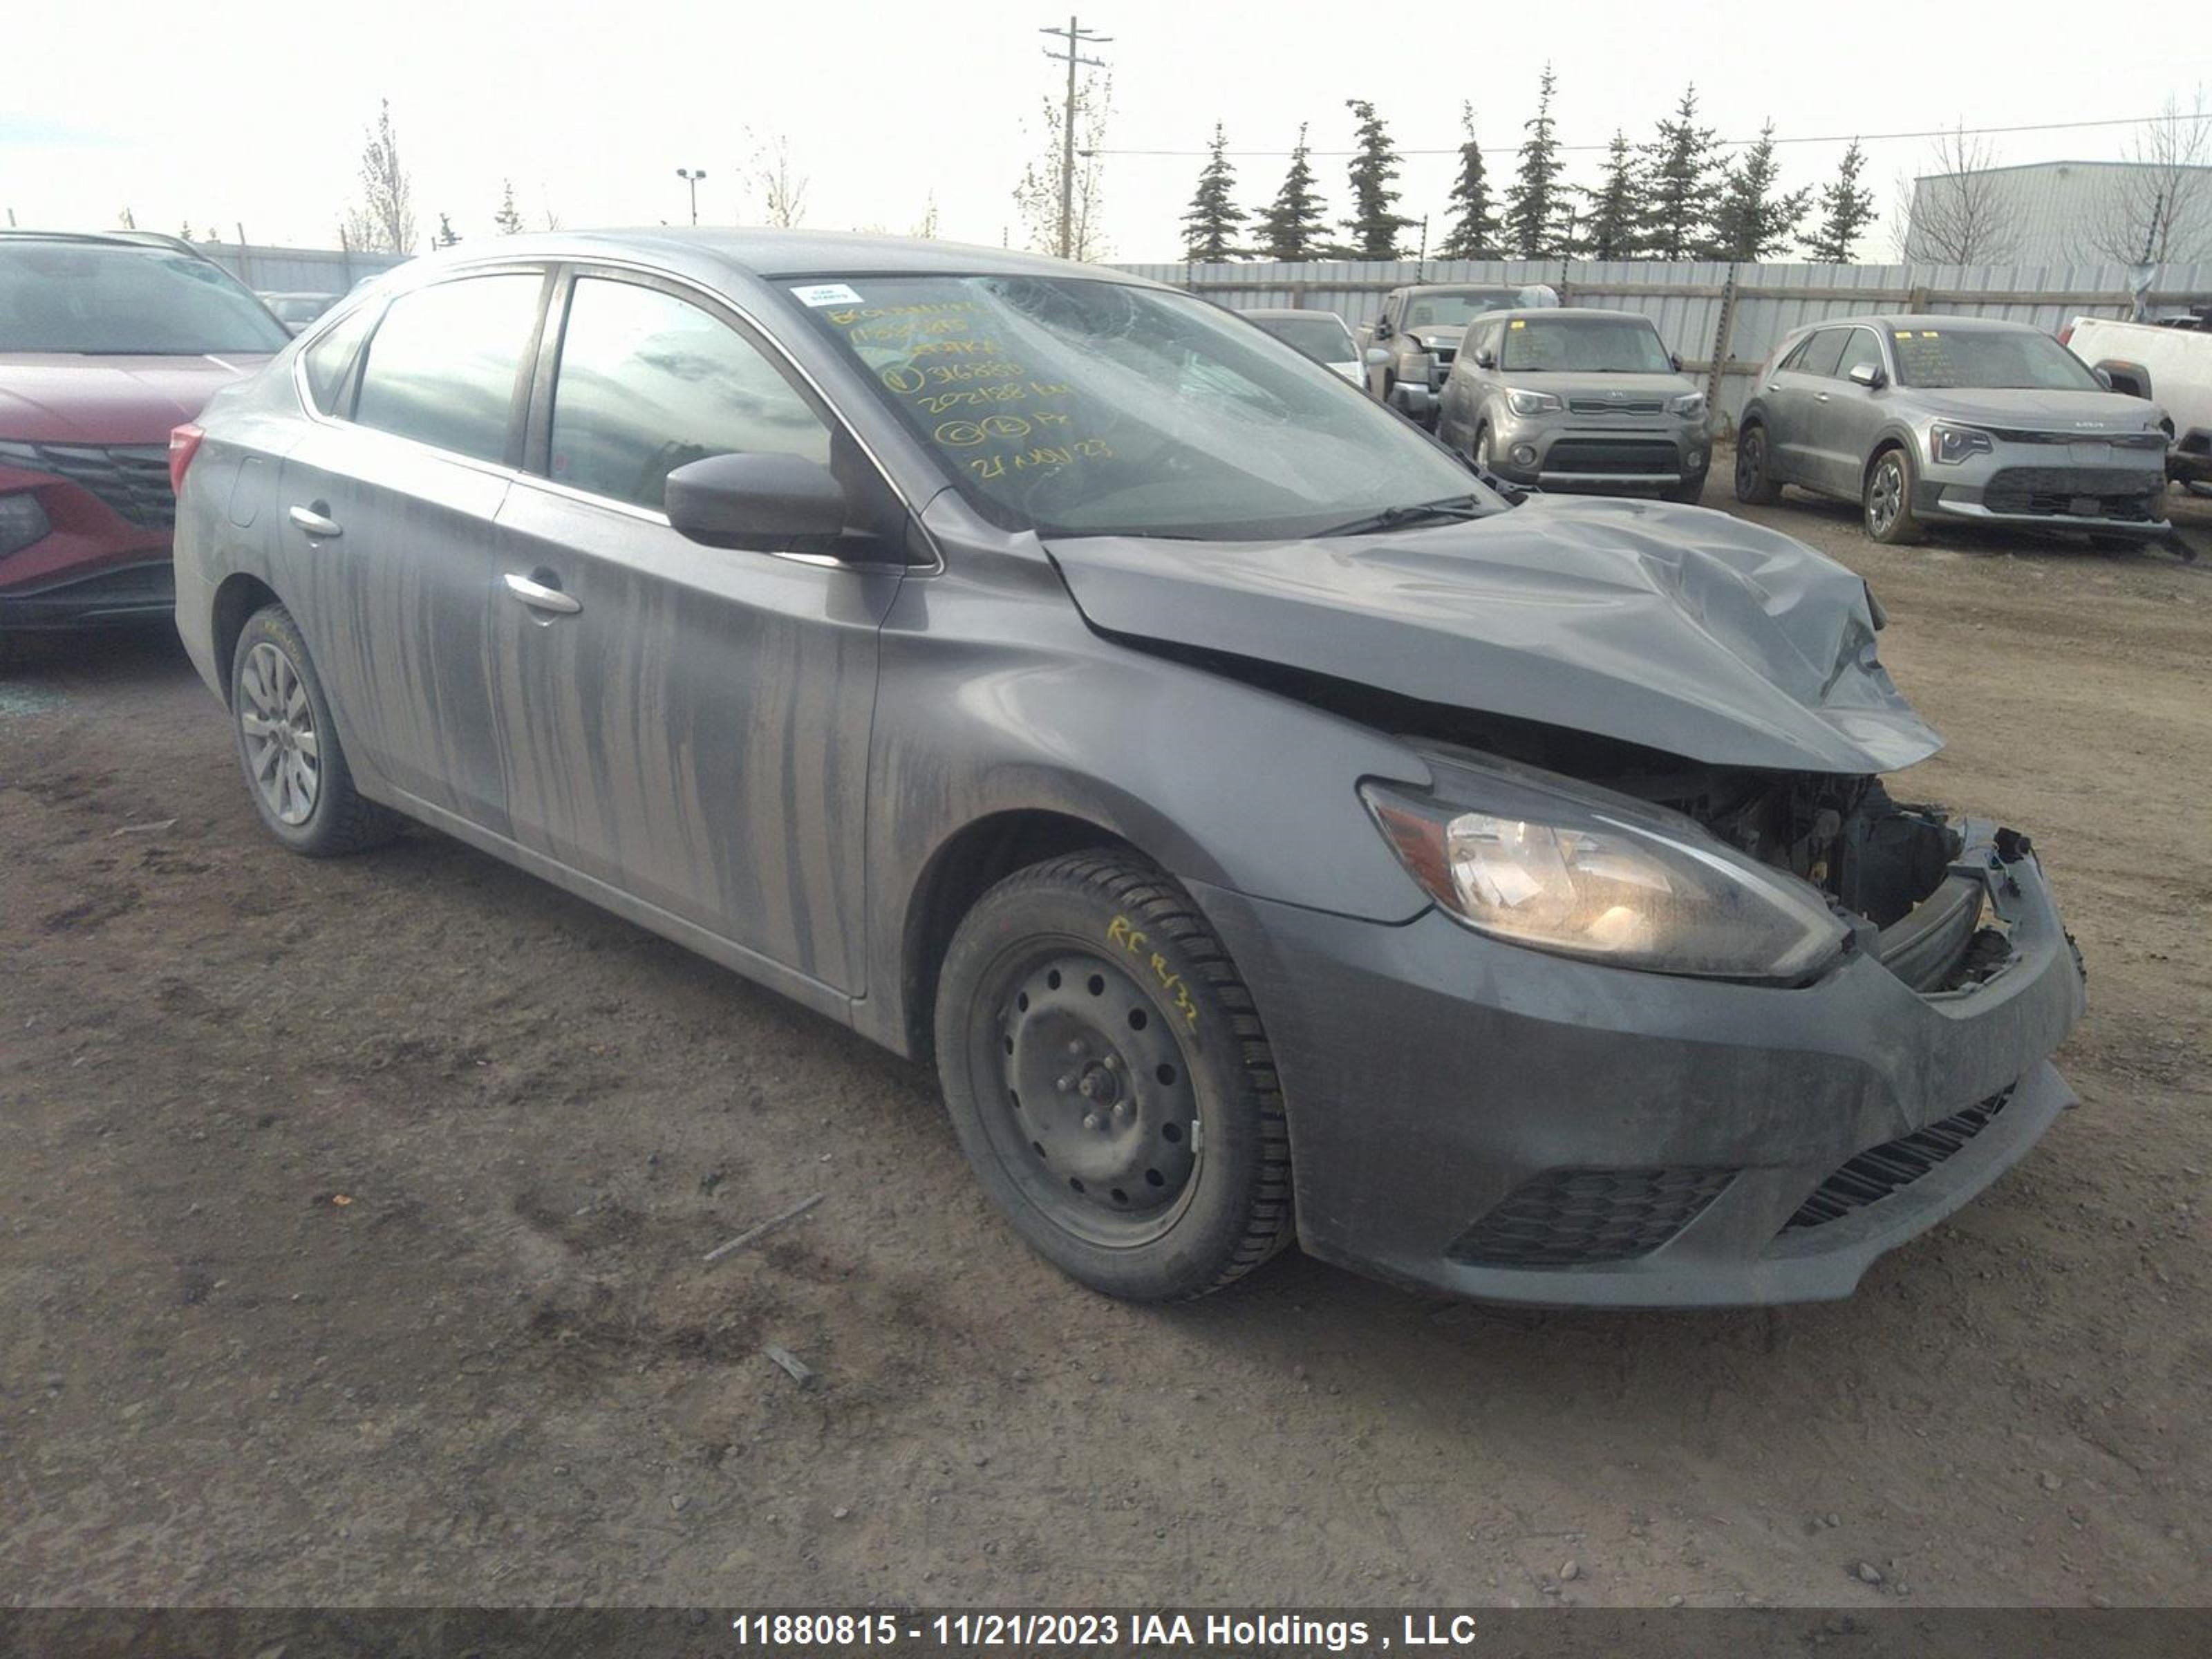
[1194,820,2085,1308]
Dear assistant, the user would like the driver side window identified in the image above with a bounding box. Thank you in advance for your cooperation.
[546,276,832,512]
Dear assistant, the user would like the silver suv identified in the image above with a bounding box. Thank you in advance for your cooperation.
[1736,315,2171,544]
[1437,308,1711,501]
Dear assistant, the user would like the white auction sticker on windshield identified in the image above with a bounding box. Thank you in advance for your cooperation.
[791,283,865,308]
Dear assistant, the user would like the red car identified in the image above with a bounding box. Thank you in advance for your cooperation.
[0,231,288,638]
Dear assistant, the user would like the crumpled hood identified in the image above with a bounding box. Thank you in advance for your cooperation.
[0,353,270,445]
[1045,497,1943,775]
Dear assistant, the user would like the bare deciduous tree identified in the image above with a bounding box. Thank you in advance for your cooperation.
[749,135,810,228]
[1012,72,1112,261]
[1897,124,2020,263]
[2085,90,2212,265]
[344,100,418,254]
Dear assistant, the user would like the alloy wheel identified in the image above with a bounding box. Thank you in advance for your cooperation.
[1868,456,1904,537]
[238,640,320,825]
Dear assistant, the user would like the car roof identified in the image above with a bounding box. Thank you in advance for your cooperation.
[1790,312,2033,336]
[1241,307,1347,322]
[1390,283,1526,298]
[391,227,1161,288]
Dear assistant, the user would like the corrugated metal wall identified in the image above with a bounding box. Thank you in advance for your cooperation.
[1906,161,2212,265]
[196,243,411,295]
[1116,257,2212,430]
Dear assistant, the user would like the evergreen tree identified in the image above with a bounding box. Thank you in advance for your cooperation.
[1503,64,1567,258]
[1577,130,1643,261]
[1639,83,1724,260]
[1712,121,1809,262]
[1181,122,1248,261]
[1257,124,1330,261]
[1437,102,1499,259]
[431,212,462,250]
[1340,100,1415,259]
[494,180,525,236]
[1806,139,1877,263]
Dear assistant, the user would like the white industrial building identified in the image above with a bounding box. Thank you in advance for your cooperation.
[1905,159,2212,265]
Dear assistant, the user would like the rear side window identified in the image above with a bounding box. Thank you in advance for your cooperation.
[353,273,543,463]
[1797,329,1849,378]
[301,303,379,415]
[546,276,832,511]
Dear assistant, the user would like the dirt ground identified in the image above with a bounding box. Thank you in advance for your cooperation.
[3,476,2209,1611]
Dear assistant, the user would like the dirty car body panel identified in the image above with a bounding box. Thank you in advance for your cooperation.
[177,232,2086,1309]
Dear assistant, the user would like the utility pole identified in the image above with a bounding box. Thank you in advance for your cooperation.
[1038,14,1109,259]
[675,167,707,227]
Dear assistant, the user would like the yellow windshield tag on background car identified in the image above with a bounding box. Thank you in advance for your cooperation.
[1895,330,1913,339]
[1510,319,1526,329]
[1922,330,1940,337]
[791,283,865,308]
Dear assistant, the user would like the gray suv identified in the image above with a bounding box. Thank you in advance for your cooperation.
[173,232,2083,1311]
[1438,308,1712,500]
[1356,283,1557,425]
[1737,314,2171,543]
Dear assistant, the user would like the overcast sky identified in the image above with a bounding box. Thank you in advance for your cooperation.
[2,0,2201,264]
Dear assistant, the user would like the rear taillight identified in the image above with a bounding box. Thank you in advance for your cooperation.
[168,423,205,495]
[2058,324,2074,346]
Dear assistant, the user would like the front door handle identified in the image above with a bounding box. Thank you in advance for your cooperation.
[1814,391,1831,403]
[288,503,343,538]
[503,570,581,615]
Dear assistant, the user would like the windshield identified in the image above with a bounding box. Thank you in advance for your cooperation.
[1891,327,2101,391]
[0,243,290,355]
[1248,314,1355,366]
[791,274,1496,541]
[1501,315,1672,373]
[1402,288,1554,330]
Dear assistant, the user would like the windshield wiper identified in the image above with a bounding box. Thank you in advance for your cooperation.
[1313,496,1490,538]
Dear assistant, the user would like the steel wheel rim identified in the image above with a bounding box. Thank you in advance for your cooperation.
[239,641,320,826]
[1475,429,1493,469]
[968,940,1202,1249]
[1869,458,1902,535]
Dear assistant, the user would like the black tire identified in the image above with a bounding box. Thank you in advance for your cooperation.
[1734,425,1783,505]
[1864,445,1925,545]
[229,603,400,857]
[932,851,1293,1302]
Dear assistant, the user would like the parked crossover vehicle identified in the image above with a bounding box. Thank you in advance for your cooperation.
[1356,283,1558,425]
[1736,315,2171,544]
[0,230,286,637]
[1240,308,1367,385]
[176,232,2083,1309]
[1438,308,1710,500]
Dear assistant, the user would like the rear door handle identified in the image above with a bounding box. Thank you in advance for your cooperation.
[1814,391,1831,403]
[288,503,343,538]
[503,570,581,615]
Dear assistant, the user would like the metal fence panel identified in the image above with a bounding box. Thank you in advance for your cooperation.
[196,244,411,296]
[1116,257,2212,431]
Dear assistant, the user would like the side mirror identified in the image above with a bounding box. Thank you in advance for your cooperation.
[1364,346,1390,367]
[1374,317,1393,341]
[1669,352,1683,372]
[664,452,846,550]
[1847,361,1885,389]
[2093,366,2115,390]
[1473,349,1497,369]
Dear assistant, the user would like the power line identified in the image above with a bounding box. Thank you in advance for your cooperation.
[1085,111,2180,160]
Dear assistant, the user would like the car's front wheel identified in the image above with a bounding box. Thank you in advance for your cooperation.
[230,603,400,856]
[1864,446,1926,545]
[1734,425,1783,504]
[933,851,1293,1302]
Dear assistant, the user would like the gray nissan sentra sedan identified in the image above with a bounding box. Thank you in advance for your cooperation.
[1737,313,2171,543]
[171,232,2086,1309]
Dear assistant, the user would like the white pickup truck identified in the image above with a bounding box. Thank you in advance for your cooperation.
[2063,314,2212,493]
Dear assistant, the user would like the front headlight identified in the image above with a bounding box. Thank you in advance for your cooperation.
[1670,391,1707,419]
[0,491,51,559]
[1506,388,1564,416]
[1929,424,1993,465]
[1362,755,1848,982]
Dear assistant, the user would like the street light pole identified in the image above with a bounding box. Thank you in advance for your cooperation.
[1038,15,1109,259]
[675,168,706,227]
